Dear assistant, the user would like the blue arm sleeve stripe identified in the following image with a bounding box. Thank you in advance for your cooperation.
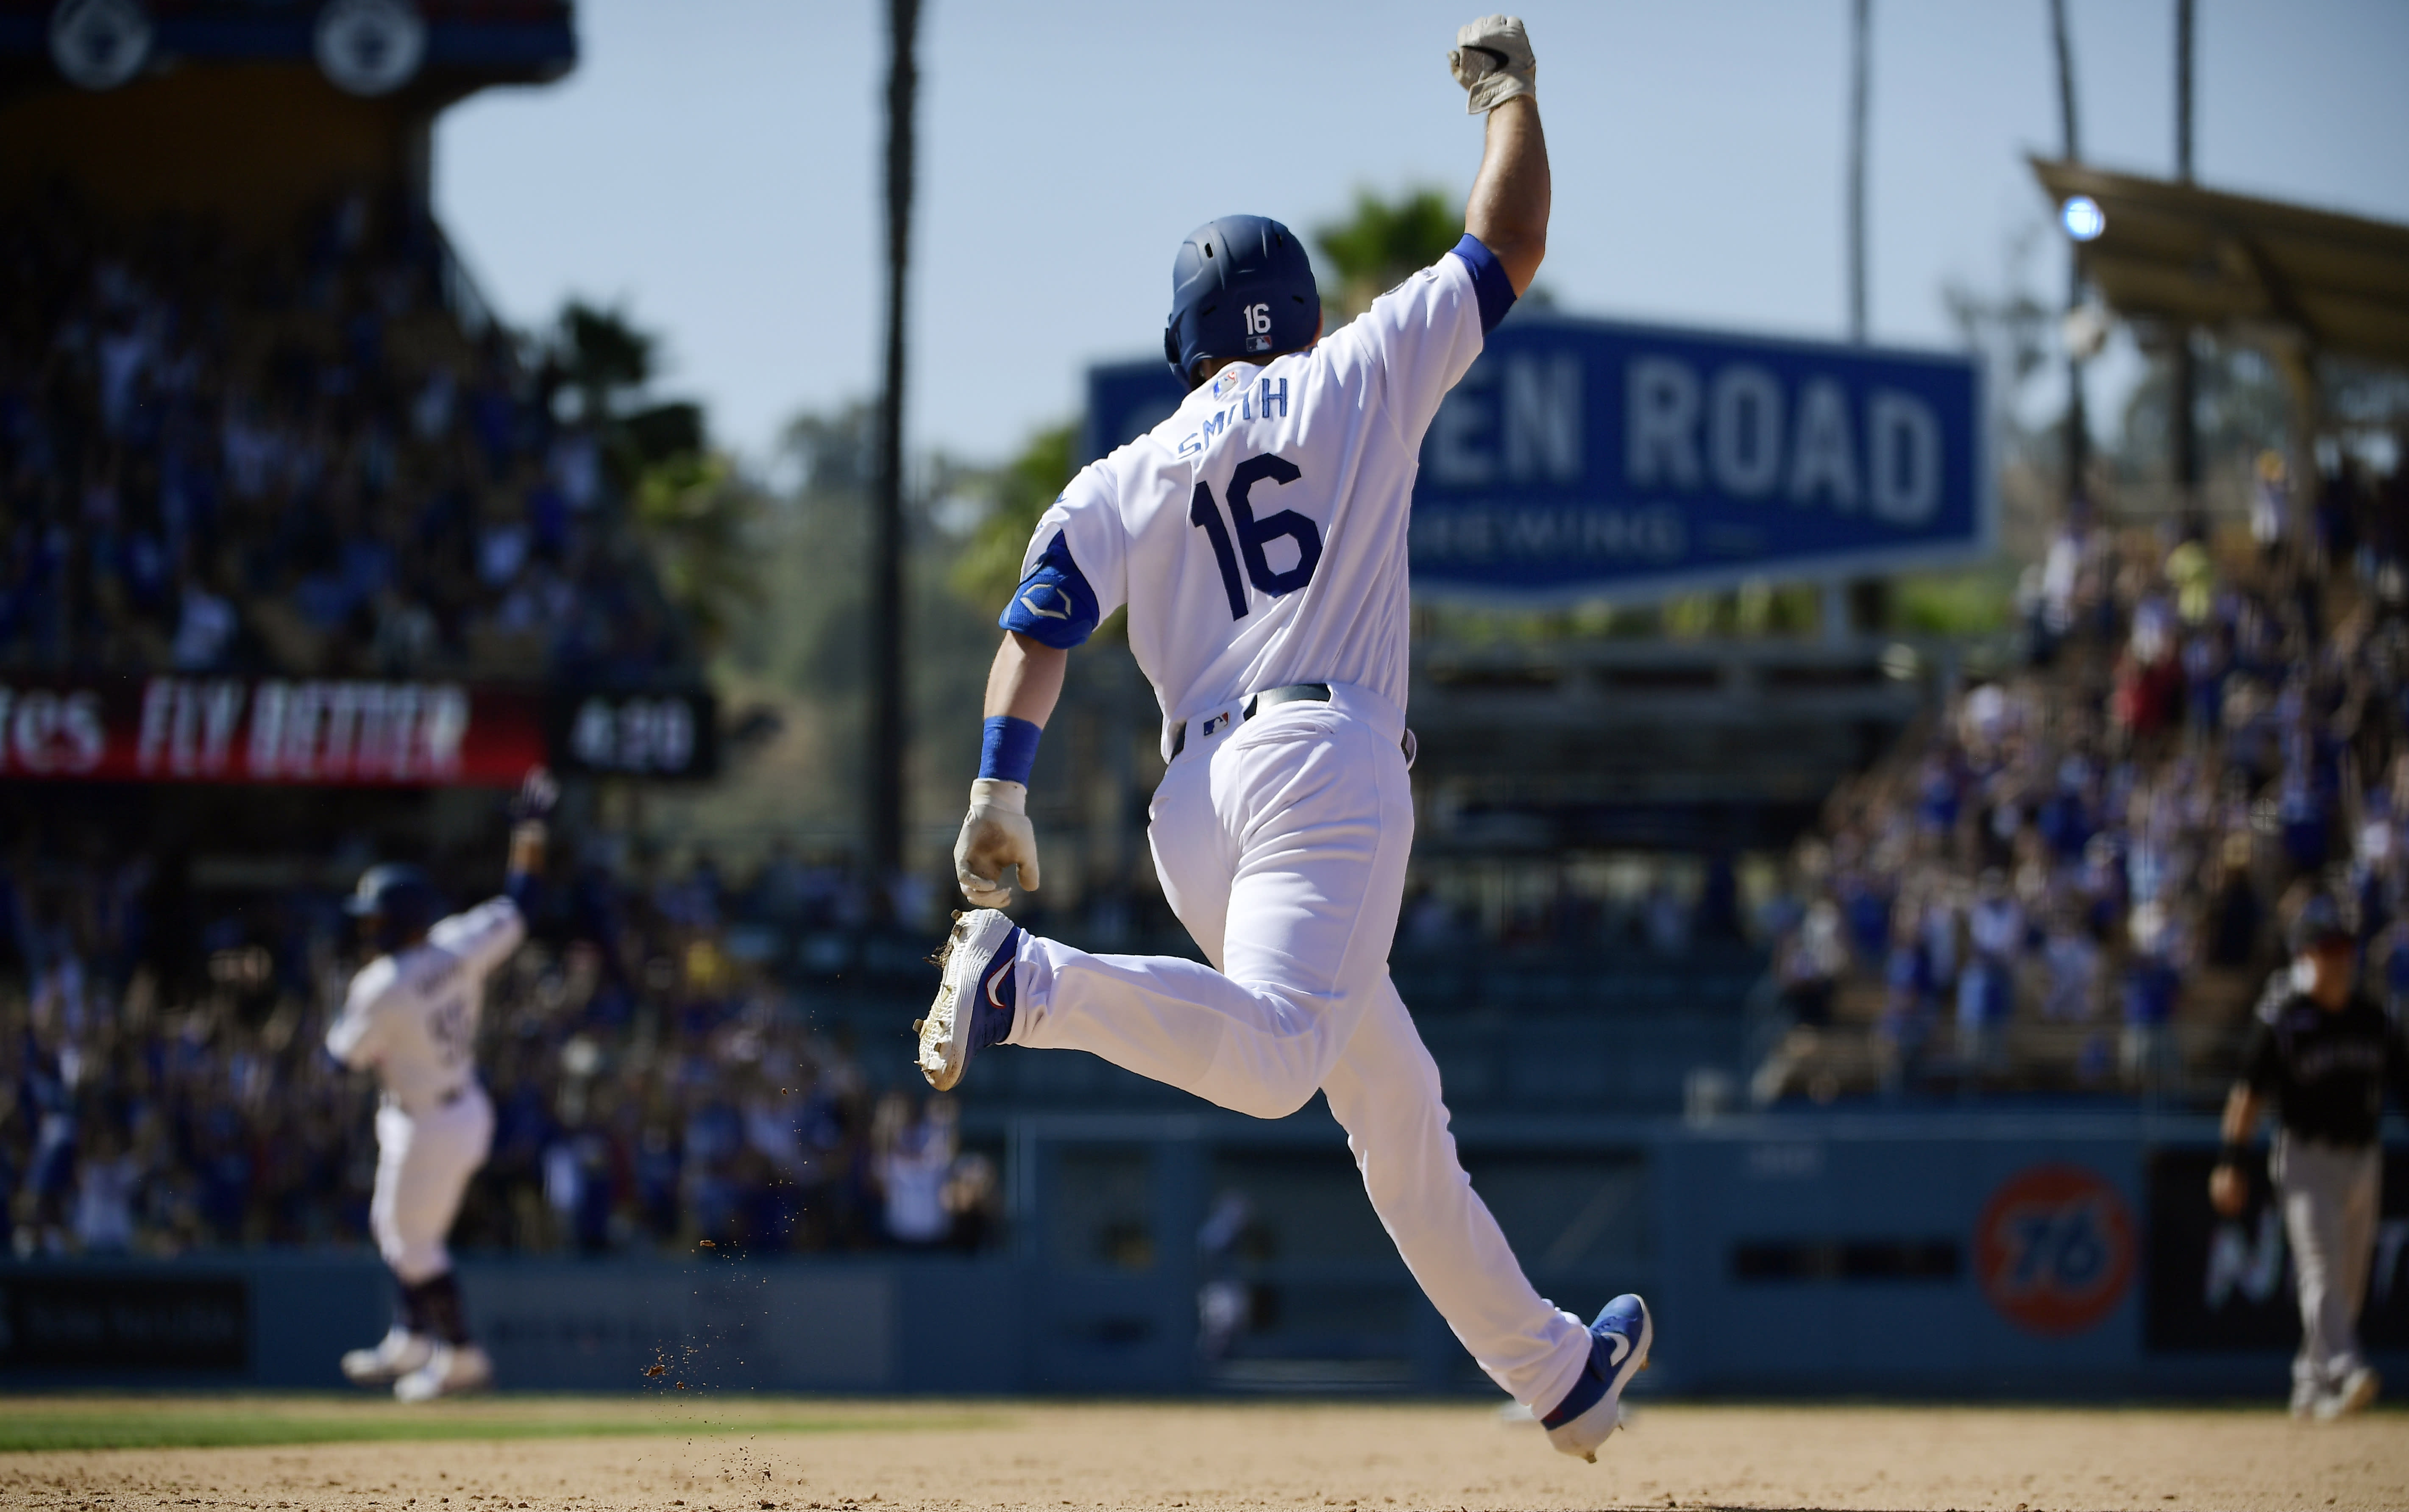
[980,715,1042,784]
[1449,233,1516,336]
[999,529,1101,649]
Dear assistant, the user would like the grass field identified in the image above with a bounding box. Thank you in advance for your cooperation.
[0,1395,989,1454]
[0,1397,2401,1511]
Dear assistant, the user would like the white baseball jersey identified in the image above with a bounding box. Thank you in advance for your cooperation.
[326,898,524,1114]
[992,239,1594,1418]
[1005,239,1512,739]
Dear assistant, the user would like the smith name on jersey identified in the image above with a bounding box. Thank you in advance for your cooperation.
[1003,236,1515,751]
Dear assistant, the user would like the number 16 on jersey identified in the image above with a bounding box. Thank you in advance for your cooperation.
[1189,453,1323,620]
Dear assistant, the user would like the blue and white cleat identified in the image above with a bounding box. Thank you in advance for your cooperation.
[1541,1294,1652,1462]
[916,908,1020,1091]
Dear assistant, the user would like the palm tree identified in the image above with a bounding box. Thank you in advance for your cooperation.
[1314,188,1462,320]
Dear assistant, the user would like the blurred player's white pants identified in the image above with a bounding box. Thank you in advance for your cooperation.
[2274,1133,2381,1390]
[1011,685,1592,1414]
[371,1087,494,1284]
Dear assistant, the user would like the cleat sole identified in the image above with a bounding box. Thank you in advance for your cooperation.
[916,910,1011,1092]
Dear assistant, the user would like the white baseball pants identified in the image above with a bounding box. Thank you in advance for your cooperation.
[1009,684,1592,1412]
[370,1087,494,1284]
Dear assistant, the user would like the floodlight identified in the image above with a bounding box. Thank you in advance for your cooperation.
[2061,195,2106,242]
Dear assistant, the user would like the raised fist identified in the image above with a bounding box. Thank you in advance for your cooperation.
[511,765,560,822]
[1449,14,1537,114]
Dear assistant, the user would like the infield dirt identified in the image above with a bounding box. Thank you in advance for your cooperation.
[0,1399,2401,1512]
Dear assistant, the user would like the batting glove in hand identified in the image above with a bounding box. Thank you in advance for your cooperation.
[1449,14,1536,114]
[955,778,1041,908]
[511,765,560,822]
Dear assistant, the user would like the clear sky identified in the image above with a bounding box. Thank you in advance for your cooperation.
[434,0,2409,469]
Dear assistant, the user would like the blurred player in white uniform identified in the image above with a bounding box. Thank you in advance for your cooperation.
[329,770,552,1401]
[916,18,1651,1463]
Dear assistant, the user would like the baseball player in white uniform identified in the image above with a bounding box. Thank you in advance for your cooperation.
[328,771,551,1401]
[918,18,1650,1462]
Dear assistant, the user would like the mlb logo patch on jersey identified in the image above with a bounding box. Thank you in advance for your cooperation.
[1201,712,1231,739]
[1211,367,1248,400]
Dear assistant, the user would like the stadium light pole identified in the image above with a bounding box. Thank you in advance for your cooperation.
[2050,0,2089,512]
[2171,0,2199,524]
[1846,0,1870,344]
[1830,0,1877,644]
[872,0,920,881]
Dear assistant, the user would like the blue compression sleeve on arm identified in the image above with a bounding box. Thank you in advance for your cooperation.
[980,715,1042,785]
[1449,233,1516,336]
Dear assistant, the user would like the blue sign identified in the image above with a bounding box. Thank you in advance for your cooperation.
[1081,359,1189,470]
[1081,315,1988,604]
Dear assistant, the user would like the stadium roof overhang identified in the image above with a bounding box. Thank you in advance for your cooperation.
[0,0,576,236]
[2029,157,2409,371]
[0,0,574,110]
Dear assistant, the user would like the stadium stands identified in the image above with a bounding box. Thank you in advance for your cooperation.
[0,186,685,684]
[1752,470,2409,1105]
[0,785,1767,1260]
[7,4,2395,1283]
[0,173,714,1254]
[14,180,2397,1257]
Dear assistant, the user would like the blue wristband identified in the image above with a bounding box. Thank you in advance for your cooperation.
[980,715,1042,785]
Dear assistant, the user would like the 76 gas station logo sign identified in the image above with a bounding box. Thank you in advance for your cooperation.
[1974,1163,2136,1336]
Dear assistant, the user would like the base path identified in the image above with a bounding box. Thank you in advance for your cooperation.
[1,1400,2403,1512]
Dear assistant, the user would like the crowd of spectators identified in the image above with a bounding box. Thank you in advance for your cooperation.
[0,184,685,683]
[15,166,2401,1228]
[0,183,1024,1259]
[0,833,1001,1260]
[1762,455,2409,1100]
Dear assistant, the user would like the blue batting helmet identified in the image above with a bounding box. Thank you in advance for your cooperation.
[1163,215,1321,389]
[345,863,443,952]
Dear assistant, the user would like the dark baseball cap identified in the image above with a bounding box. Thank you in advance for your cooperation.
[2289,894,2352,956]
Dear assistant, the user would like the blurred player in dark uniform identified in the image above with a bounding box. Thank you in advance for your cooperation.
[2211,894,2409,1418]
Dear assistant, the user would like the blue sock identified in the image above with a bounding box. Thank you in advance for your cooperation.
[973,927,1022,1049]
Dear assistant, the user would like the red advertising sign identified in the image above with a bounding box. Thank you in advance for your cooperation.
[0,677,547,787]
[1974,1162,2137,1336]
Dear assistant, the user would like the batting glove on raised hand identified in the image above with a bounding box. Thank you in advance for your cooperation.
[955,778,1041,908]
[510,764,560,822]
[1449,14,1537,114]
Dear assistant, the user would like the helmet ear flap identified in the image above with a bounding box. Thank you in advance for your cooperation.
[1166,322,1203,390]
